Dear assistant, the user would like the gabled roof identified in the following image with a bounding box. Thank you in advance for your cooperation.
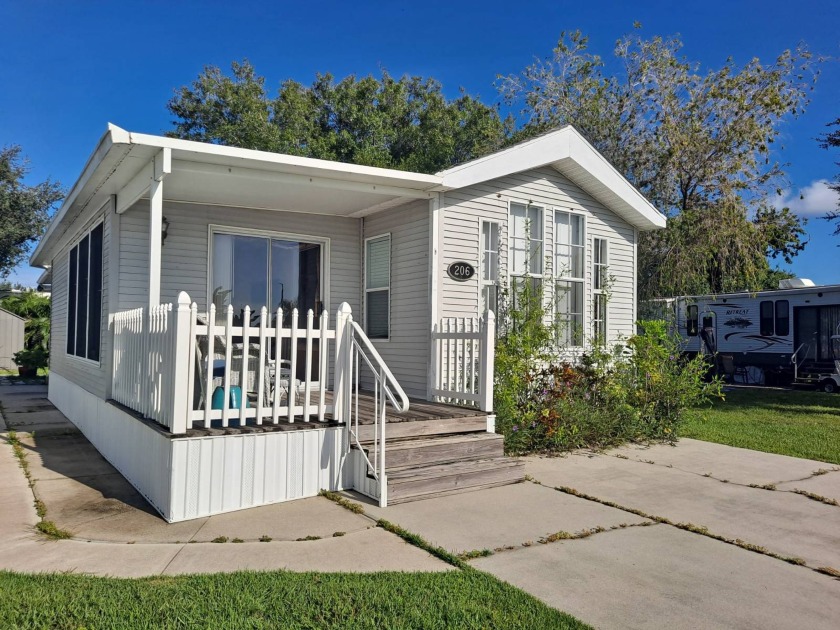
[31,124,664,267]
[437,126,666,231]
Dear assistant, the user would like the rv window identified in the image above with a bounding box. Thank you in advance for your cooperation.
[760,301,774,336]
[686,305,698,336]
[775,300,790,336]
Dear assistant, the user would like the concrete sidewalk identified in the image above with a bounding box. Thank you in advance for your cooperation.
[360,440,840,630]
[0,384,450,577]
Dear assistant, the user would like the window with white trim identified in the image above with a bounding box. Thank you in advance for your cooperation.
[509,202,544,312]
[593,238,608,342]
[66,222,103,361]
[554,211,585,346]
[365,234,390,339]
[480,221,499,314]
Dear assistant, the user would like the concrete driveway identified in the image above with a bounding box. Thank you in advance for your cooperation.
[363,439,840,630]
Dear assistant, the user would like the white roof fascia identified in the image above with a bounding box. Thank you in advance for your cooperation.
[29,124,127,267]
[126,130,442,191]
[437,126,667,231]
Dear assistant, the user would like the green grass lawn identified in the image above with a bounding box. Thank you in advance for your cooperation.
[0,569,587,629]
[684,387,840,464]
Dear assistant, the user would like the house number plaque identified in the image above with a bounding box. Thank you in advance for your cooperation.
[447,261,476,282]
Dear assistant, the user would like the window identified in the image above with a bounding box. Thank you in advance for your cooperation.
[686,305,698,337]
[593,238,608,342]
[555,211,585,346]
[760,300,774,336]
[211,231,323,326]
[509,202,543,277]
[775,300,790,336]
[480,221,499,314]
[365,235,390,339]
[759,299,790,337]
[66,223,103,361]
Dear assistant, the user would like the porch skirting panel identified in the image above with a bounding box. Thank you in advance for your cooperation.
[169,427,349,522]
[49,372,173,518]
[48,372,350,523]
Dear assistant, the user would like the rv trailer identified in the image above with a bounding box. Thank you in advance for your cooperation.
[673,279,840,391]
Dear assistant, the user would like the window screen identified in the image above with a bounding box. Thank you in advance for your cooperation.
[365,235,390,339]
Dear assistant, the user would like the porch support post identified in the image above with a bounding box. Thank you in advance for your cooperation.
[169,291,193,435]
[333,302,353,424]
[148,148,171,309]
[478,310,496,419]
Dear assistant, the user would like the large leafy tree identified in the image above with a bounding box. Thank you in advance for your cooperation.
[0,146,63,277]
[818,117,840,236]
[499,29,819,298]
[167,61,511,174]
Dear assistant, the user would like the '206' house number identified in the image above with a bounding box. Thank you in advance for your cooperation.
[447,261,476,282]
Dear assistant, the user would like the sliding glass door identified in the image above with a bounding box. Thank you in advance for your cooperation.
[211,232,323,325]
[211,230,324,380]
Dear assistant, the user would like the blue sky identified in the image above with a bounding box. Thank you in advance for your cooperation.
[2,0,838,286]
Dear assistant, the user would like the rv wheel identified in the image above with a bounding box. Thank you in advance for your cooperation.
[822,380,838,394]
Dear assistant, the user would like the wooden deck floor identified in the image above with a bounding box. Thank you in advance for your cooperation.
[324,390,482,424]
[184,390,480,437]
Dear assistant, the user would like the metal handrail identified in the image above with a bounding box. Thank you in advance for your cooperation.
[791,342,810,380]
[345,318,409,507]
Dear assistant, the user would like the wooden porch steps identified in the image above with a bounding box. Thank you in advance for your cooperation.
[354,416,524,505]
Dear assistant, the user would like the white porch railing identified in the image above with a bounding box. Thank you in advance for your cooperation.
[430,311,495,412]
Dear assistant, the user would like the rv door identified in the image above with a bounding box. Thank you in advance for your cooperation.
[699,311,717,356]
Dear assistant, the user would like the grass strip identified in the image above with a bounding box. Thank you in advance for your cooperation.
[318,489,365,513]
[0,569,589,629]
[684,388,840,464]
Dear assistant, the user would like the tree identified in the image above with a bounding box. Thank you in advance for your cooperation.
[167,60,511,174]
[499,29,819,298]
[0,146,63,278]
[818,117,840,237]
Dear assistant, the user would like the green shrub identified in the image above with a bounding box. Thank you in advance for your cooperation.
[493,282,722,454]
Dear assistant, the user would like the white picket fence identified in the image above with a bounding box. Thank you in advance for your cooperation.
[112,292,340,433]
[430,311,495,411]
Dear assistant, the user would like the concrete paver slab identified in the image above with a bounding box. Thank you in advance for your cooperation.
[33,474,207,542]
[609,438,838,485]
[525,454,840,569]
[162,527,453,575]
[472,525,840,630]
[20,433,119,481]
[361,482,651,554]
[190,497,372,543]
[2,409,74,431]
[777,470,840,505]
[0,539,184,578]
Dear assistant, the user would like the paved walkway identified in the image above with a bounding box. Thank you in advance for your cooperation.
[362,440,840,630]
[0,384,450,577]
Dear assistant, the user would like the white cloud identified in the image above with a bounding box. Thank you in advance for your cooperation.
[772,179,838,216]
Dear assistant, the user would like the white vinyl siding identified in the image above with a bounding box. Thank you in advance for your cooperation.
[49,200,113,399]
[363,200,431,398]
[439,166,637,344]
[116,200,361,317]
[365,235,391,339]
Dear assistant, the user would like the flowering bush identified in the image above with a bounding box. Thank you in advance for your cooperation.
[494,282,722,454]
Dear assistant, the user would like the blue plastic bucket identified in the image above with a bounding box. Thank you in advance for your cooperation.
[211,386,249,410]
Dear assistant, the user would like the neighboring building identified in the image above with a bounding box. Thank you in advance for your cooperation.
[30,124,665,522]
[0,308,25,371]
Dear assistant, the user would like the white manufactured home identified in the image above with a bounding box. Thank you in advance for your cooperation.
[31,124,665,522]
[672,281,840,388]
